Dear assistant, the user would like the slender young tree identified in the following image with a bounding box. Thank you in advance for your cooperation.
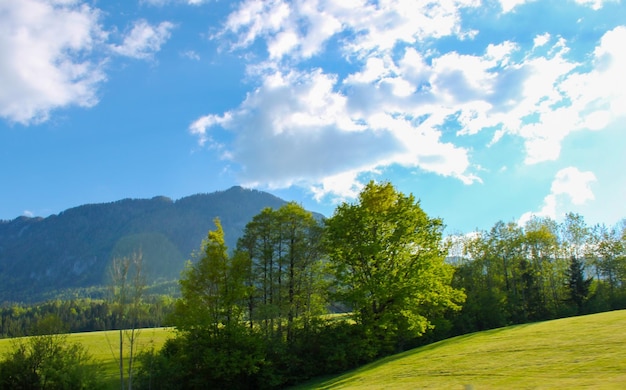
[174,218,249,334]
[109,251,145,390]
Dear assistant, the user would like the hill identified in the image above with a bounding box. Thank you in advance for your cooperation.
[1,311,624,389]
[295,310,626,389]
[0,186,316,303]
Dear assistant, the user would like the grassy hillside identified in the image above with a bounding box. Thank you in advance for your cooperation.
[295,310,626,389]
[1,311,624,389]
[0,327,174,389]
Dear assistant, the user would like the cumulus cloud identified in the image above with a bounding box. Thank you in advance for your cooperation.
[191,0,624,202]
[190,68,404,190]
[0,0,106,124]
[518,28,625,163]
[190,59,480,200]
[220,0,480,60]
[518,167,597,225]
[110,20,175,59]
[0,1,176,125]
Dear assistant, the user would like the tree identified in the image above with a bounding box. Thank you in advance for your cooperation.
[324,181,465,350]
[523,216,563,317]
[587,223,626,309]
[160,219,265,389]
[109,251,146,390]
[173,218,249,334]
[565,256,593,315]
[236,203,327,342]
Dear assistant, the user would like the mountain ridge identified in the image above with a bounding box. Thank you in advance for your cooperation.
[0,186,319,303]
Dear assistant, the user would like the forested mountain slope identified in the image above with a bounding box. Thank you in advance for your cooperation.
[0,186,304,303]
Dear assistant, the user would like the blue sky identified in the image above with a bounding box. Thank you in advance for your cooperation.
[1,0,625,234]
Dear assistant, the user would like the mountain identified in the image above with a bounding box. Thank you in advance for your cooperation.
[0,186,316,303]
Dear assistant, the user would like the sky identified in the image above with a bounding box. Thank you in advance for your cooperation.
[1,0,625,235]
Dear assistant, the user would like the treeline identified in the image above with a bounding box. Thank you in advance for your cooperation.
[134,184,626,389]
[134,182,464,389]
[0,296,176,338]
[447,213,626,337]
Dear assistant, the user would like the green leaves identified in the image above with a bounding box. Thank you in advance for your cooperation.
[175,218,248,334]
[324,181,465,341]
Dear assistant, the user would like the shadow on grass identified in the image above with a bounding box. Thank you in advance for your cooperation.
[292,324,532,389]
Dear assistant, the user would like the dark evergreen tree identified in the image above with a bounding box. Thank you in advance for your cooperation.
[565,256,592,315]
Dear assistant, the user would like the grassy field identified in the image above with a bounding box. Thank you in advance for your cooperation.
[1,311,625,389]
[294,310,626,389]
[0,327,174,389]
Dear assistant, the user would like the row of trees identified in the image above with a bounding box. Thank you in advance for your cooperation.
[0,296,175,339]
[448,213,626,335]
[135,181,465,388]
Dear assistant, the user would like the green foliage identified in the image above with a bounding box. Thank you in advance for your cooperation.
[0,316,105,390]
[236,203,327,342]
[450,214,626,336]
[173,218,250,334]
[135,325,266,390]
[324,181,465,348]
[1,297,176,339]
[565,256,593,314]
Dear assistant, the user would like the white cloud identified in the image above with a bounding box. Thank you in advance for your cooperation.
[498,0,535,13]
[533,33,550,48]
[0,2,178,125]
[141,0,209,5]
[110,20,174,59]
[574,0,619,10]
[552,167,597,204]
[220,0,480,60]
[190,60,480,200]
[518,167,597,225]
[181,50,201,60]
[195,0,624,203]
[458,27,626,165]
[0,0,106,124]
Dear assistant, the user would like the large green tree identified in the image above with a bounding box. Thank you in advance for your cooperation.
[324,181,464,346]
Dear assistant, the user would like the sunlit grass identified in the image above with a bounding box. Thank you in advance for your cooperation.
[2,311,625,389]
[294,310,626,389]
[0,327,175,389]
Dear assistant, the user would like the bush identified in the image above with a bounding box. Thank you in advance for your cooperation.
[0,333,104,390]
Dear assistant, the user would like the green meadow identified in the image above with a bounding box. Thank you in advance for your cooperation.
[0,327,174,389]
[1,311,625,389]
[295,310,626,389]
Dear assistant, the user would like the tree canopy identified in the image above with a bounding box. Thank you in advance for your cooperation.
[324,181,465,341]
